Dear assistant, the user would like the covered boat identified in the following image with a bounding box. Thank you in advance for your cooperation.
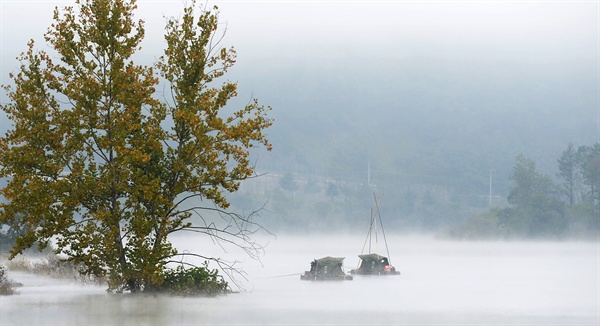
[350,193,400,276]
[350,253,399,275]
[301,256,353,281]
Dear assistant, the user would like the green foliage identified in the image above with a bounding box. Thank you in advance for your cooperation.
[150,263,229,296]
[0,0,271,293]
[503,154,566,237]
[557,143,580,207]
[450,144,599,240]
[578,144,600,213]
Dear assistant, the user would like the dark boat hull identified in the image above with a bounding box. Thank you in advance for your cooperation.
[349,269,400,276]
[300,273,353,281]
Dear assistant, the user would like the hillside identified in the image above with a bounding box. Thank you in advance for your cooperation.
[231,54,598,232]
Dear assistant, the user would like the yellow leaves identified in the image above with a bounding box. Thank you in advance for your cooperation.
[1,0,273,292]
[119,147,150,164]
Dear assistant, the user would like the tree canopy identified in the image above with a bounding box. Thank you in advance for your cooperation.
[450,144,599,240]
[504,154,565,237]
[0,0,272,293]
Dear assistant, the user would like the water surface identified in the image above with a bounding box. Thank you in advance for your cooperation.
[1,234,598,325]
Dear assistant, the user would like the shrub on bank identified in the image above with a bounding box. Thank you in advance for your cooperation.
[444,208,504,240]
[148,263,230,296]
[6,254,105,285]
[4,253,228,296]
[0,266,18,295]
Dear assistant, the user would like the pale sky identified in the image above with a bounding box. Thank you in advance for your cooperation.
[2,1,596,73]
[1,0,598,141]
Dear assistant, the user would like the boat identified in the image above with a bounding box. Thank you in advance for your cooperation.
[351,253,399,275]
[300,256,353,281]
[350,194,400,276]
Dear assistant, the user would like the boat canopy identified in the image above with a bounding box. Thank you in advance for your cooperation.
[311,256,346,276]
[357,253,390,272]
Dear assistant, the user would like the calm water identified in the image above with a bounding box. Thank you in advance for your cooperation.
[1,234,598,325]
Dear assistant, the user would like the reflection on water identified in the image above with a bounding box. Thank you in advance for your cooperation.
[1,234,598,325]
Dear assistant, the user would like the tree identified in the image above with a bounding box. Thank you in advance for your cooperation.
[326,182,339,198]
[505,154,565,237]
[576,143,600,228]
[0,0,272,293]
[0,213,26,252]
[279,171,299,193]
[557,143,580,207]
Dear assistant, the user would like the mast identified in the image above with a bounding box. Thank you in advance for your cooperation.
[359,193,392,264]
[373,193,392,266]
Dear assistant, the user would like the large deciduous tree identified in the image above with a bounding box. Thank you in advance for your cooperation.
[0,0,271,292]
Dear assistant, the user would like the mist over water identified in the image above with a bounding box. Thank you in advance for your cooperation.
[1,234,598,325]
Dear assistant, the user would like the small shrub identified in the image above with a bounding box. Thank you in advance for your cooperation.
[0,266,18,296]
[150,262,229,296]
[6,254,105,286]
[445,208,504,240]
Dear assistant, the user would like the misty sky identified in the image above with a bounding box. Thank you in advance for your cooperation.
[1,0,598,153]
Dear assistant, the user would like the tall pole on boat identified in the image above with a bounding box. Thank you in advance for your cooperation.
[369,208,373,253]
[373,193,392,266]
[361,207,376,256]
[374,205,378,254]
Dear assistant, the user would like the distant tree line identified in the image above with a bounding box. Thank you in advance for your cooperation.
[450,143,599,239]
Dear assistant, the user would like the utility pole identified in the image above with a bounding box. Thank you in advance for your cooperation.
[489,170,493,207]
[368,160,371,186]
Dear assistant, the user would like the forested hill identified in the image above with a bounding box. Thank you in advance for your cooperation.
[240,54,597,196]
[229,52,597,232]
